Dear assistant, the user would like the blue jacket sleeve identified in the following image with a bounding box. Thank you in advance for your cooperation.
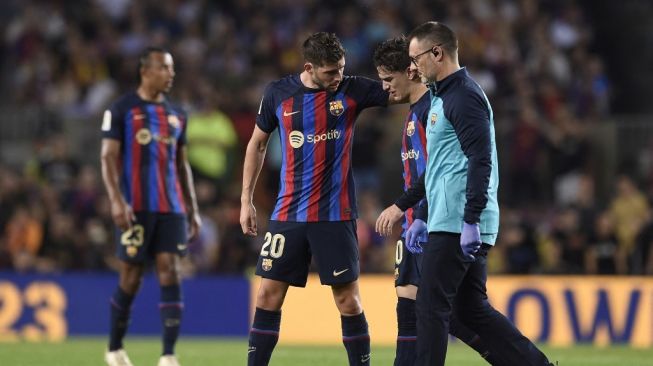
[445,86,492,224]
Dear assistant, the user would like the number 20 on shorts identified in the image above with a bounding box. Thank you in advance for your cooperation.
[260,232,285,258]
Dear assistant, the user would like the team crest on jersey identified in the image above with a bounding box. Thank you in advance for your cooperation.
[168,114,180,129]
[430,112,438,125]
[135,128,152,145]
[262,258,273,271]
[329,100,344,116]
[406,121,416,136]
[394,267,399,280]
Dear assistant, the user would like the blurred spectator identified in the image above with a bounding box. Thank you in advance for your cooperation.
[499,208,540,274]
[37,135,79,192]
[543,105,590,206]
[69,164,102,222]
[186,88,238,202]
[609,175,650,271]
[586,211,620,274]
[356,191,388,273]
[5,205,43,272]
[183,211,220,275]
[544,206,586,274]
[633,214,653,275]
[507,103,546,205]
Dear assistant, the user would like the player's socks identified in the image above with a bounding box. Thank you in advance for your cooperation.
[341,312,371,366]
[159,284,183,355]
[108,287,135,351]
[248,307,281,366]
[394,297,417,366]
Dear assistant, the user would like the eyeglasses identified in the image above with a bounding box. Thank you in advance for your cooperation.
[410,44,442,66]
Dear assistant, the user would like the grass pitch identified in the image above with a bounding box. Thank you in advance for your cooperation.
[1,338,652,365]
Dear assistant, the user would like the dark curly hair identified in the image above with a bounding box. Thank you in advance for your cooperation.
[373,36,410,72]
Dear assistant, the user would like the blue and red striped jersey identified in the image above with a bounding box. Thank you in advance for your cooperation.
[101,91,187,214]
[257,74,389,222]
[400,92,430,237]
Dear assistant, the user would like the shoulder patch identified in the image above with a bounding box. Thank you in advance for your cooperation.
[102,110,112,131]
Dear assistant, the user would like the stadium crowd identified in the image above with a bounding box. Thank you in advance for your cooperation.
[1,0,652,276]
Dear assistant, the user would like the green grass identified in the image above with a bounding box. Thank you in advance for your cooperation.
[1,338,652,365]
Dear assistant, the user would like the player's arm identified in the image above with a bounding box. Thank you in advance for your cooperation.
[447,88,492,225]
[240,125,272,236]
[376,173,426,236]
[100,138,135,231]
[176,145,202,240]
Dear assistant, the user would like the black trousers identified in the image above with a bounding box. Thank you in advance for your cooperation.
[415,232,551,366]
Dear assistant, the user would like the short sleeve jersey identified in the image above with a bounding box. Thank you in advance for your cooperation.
[257,74,388,222]
[101,91,188,214]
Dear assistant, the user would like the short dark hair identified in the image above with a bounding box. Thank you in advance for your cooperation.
[408,22,458,56]
[137,46,168,81]
[302,32,345,66]
[373,36,410,72]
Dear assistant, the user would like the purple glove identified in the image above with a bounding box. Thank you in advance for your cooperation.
[405,219,428,254]
[460,222,481,261]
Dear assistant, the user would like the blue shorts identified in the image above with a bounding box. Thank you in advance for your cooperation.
[115,212,188,263]
[255,220,359,287]
[394,238,422,287]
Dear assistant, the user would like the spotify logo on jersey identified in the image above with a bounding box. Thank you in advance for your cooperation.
[288,130,305,148]
[288,129,342,149]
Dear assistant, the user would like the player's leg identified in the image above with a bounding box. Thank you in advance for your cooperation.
[309,220,369,366]
[106,213,152,366]
[155,252,183,360]
[393,238,419,366]
[107,261,144,356]
[250,221,311,366]
[455,244,552,366]
[249,278,290,366]
[151,213,188,365]
[394,285,418,366]
[332,280,371,366]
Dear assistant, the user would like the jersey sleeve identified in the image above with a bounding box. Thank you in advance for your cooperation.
[255,84,279,133]
[416,94,431,129]
[101,102,125,140]
[445,86,492,224]
[177,109,188,146]
[350,76,389,110]
[395,173,426,212]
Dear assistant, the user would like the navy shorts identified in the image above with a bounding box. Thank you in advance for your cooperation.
[394,238,422,287]
[115,212,188,263]
[255,220,359,287]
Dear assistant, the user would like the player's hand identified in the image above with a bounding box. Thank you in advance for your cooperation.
[460,222,481,261]
[405,219,427,254]
[240,201,258,236]
[375,204,404,237]
[188,211,202,241]
[110,198,136,231]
